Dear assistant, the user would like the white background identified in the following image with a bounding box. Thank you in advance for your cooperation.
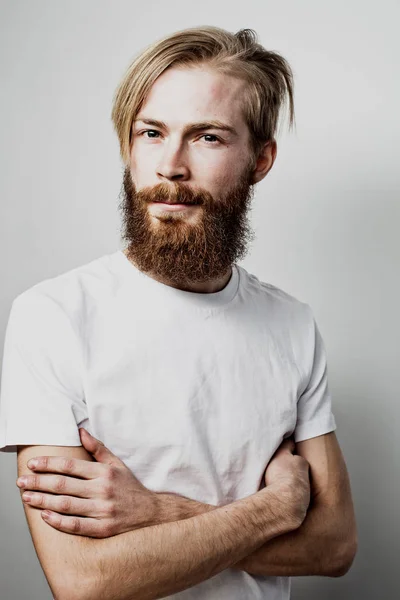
[0,0,399,598]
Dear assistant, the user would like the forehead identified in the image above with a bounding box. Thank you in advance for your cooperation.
[138,66,248,133]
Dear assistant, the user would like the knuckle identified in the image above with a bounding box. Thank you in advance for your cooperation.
[36,494,46,507]
[59,496,72,512]
[30,475,39,488]
[62,458,75,473]
[102,484,113,500]
[103,502,116,518]
[70,517,81,533]
[106,465,117,481]
[54,476,66,493]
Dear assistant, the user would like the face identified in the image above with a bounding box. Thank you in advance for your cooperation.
[119,66,274,285]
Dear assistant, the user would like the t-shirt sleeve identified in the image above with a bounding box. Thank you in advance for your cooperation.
[0,291,88,453]
[294,306,337,443]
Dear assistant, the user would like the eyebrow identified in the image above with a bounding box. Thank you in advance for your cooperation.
[134,116,239,137]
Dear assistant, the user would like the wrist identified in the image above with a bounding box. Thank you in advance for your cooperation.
[258,485,301,535]
[154,492,217,524]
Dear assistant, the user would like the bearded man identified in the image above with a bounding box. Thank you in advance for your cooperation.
[0,25,357,600]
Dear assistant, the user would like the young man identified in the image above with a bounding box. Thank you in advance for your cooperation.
[0,26,357,600]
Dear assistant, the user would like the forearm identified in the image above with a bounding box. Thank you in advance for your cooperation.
[154,490,218,522]
[77,487,293,600]
[232,499,344,576]
[156,494,347,577]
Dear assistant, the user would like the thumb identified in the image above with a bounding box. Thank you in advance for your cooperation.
[79,428,124,466]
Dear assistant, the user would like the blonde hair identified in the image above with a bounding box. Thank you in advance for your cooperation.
[112,25,295,165]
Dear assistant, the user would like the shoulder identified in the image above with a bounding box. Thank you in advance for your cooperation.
[10,251,124,329]
[237,263,314,328]
[237,264,320,377]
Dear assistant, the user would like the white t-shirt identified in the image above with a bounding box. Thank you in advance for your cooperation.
[0,249,336,599]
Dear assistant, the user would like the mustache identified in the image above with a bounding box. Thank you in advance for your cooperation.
[136,182,206,206]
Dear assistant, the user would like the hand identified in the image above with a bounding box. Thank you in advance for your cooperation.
[16,428,160,538]
[264,437,311,528]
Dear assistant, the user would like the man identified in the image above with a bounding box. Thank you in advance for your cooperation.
[0,25,357,600]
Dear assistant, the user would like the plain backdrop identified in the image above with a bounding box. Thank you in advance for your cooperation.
[0,1,399,598]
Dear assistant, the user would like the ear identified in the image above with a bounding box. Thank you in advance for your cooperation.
[250,139,277,184]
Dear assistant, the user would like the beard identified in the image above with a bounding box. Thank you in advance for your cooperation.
[118,165,256,286]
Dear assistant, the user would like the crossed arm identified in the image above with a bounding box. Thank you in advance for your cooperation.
[16,431,357,599]
[229,431,358,576]
[155,431,357,578]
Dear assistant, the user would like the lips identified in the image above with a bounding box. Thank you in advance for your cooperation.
[152,201,197,206]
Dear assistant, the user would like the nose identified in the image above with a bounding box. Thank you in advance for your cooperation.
[157,139,190,182]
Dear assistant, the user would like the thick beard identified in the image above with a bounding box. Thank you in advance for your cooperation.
[118,166,256,285]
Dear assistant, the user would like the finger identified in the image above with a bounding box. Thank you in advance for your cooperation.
[26,455,103,479]
[79,428,124,467]
[21,492,98,517]
[17,474,93,498]
[41,510,112,538]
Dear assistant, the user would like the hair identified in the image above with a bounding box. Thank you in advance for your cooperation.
[111,25,295,165]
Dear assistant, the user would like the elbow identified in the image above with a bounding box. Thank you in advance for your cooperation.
[53,587,93,600]
[52,585,86,600]
[327,535,358,578]
[51,572,96,600]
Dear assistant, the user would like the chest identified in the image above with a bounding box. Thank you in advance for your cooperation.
[82,309,300,499]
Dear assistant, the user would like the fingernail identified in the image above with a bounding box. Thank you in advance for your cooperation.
[22,492,32,501]
[42,511,51,518]
[17,477,27,487]
[28,459,38,469]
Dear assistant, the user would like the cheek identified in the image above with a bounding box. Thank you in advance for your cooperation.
[208,161,243,190]
[214,149,248,178]
[200,157,234,187]
[130,145,144,168]
[129,152,152,186]
[128,148,137,173]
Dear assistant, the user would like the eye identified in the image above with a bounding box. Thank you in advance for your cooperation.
[141,129,161,139]
[138,130,221,145]
[202,134,221,144]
